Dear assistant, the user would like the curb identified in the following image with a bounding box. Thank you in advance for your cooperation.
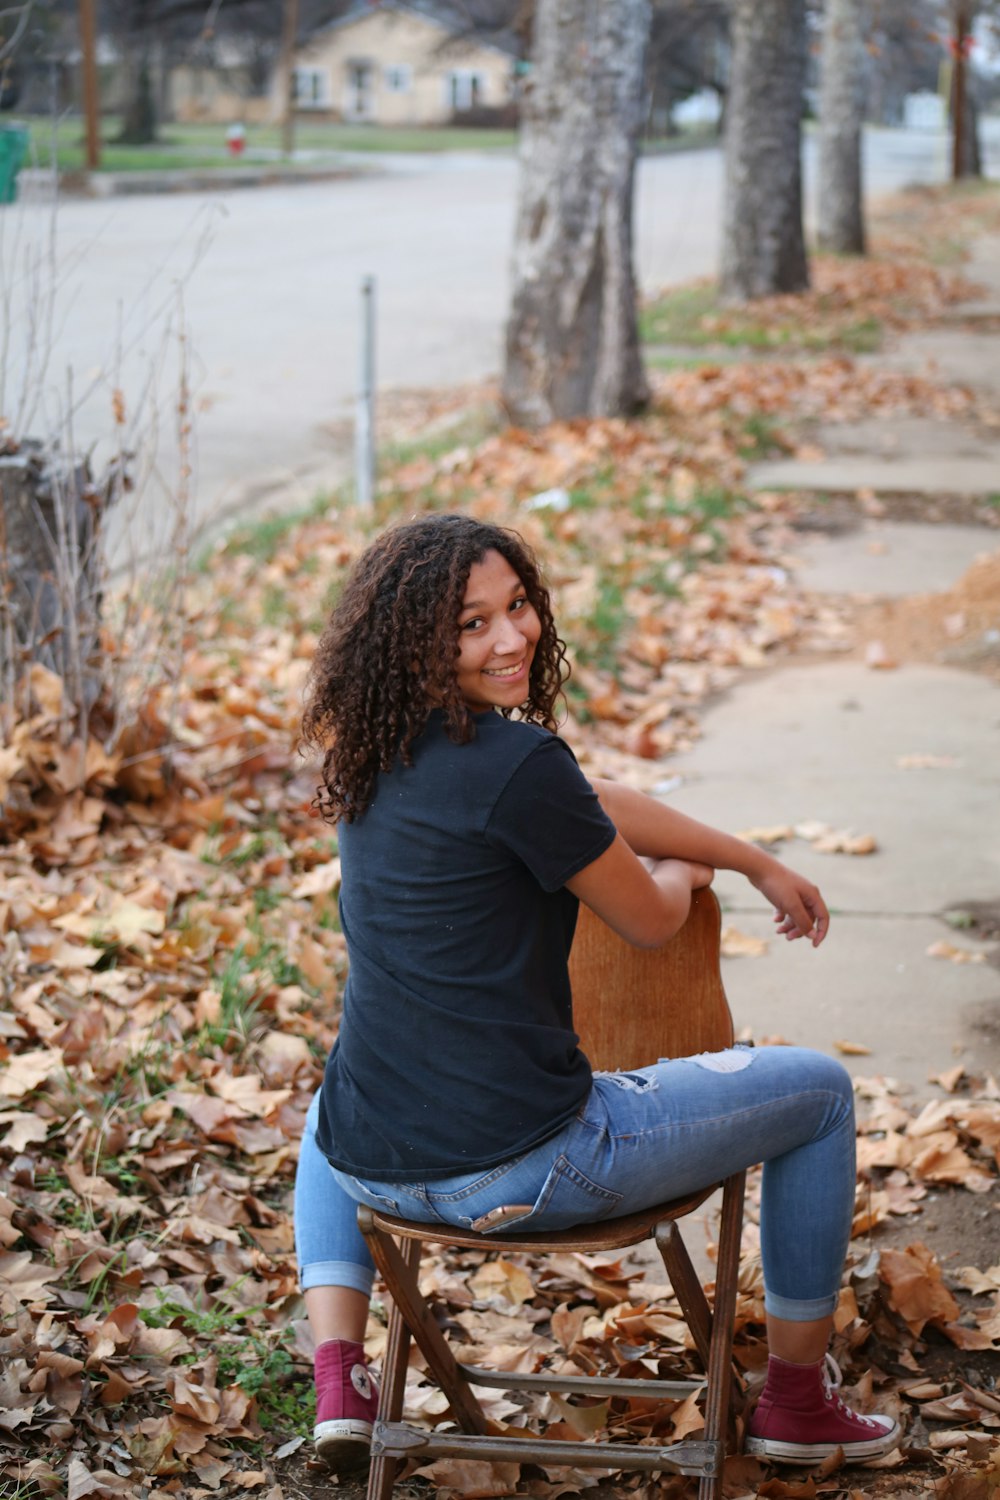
[18,161,372,200]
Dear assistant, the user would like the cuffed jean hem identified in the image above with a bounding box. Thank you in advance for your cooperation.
[763,1290,839,1322]
[299,1258,375,1296]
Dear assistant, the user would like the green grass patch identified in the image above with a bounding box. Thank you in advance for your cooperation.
[736,413,790,460]
[380,407,499,469]
[212,494,329,568]
[645,351,726,372]
[640,284,719,346]
[140,1292,311,1433]
[641,284,883,354]
[25,116,518,174]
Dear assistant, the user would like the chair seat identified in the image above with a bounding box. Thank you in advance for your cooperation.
[367,1181,719,1253]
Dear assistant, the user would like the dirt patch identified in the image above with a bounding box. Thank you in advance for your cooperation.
[943,899,1000,945]
[863,1184,1000,1302]
[791,493,1000,534]
[847,548,1000,679]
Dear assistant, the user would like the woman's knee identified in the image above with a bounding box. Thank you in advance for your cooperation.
[759,1046,855,1122]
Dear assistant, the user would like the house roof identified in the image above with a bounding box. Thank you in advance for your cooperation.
[310,1,522,59]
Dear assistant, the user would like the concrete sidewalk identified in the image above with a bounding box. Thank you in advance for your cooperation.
[673,235,1000,1095]
[669,662,1000,1081]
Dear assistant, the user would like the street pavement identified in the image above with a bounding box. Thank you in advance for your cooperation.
[7,122,1000,566]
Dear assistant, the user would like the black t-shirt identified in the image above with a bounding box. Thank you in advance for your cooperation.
[315,711,617,1180]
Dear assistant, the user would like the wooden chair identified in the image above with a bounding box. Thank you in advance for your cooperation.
[357,887,746,1500]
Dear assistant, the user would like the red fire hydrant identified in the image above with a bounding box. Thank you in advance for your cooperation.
[226,123,246,157]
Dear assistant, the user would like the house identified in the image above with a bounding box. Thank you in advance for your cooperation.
[281,0,520,126]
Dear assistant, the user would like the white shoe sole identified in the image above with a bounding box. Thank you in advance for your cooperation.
[745,1418,901,1466]
[314,1419,373,1472]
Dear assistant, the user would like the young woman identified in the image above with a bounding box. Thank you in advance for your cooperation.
[294,512,900,1473]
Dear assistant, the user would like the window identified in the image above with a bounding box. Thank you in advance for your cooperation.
[384,64,412,93]
[446,70,485,112]
[292,66,330,109]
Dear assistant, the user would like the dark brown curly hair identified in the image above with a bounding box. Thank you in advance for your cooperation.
[302,513,569,823]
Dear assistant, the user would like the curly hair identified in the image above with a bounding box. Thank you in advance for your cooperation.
[302,513,569,823]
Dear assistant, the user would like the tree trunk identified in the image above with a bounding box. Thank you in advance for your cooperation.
[0,443,109,731]
[817,0,866,254]
[116,11,158,147]
[502,0,651,428]
[719,0,809,302]
[961,88,982,177]
[952,68,982,179]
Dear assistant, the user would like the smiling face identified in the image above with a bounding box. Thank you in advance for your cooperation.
[455,549,542,712]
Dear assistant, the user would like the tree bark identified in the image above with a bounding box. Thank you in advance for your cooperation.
[0,443,109,729]
[502,0,651,428]
[719,0,809,302]
[817,0,866,254]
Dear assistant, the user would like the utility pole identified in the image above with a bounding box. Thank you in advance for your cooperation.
[79,0,101,170]
[951,0,970,180]
[280,0,300,159]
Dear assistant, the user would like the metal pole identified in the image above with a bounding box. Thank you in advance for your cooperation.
[79,0,101,171]
[356,275,376,509]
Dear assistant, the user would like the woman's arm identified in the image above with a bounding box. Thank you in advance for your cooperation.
[570,779,829,951]
[566,835,714,950]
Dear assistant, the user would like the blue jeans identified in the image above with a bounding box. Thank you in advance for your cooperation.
[294,1045,855,1321]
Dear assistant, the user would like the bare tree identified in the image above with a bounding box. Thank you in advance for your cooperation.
[818,0,866,254]
[502,0,651,427]
[719,0,809,302]
[863,0,939,124]
[645,0,729,136]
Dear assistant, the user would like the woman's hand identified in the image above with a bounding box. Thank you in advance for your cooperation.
[751,861,829,947]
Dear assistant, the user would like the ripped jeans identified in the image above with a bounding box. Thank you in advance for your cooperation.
[294,1046,856,1322]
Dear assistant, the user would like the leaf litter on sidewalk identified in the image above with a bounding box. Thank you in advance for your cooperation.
[2,184,1000,1499]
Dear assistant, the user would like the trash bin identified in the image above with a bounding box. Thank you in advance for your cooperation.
[0,124,29,204]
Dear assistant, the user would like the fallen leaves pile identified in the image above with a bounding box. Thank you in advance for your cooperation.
[642,180,1000,355]
[2,183,1000,1498]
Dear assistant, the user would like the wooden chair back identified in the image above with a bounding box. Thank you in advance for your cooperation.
[569,886,732,1071]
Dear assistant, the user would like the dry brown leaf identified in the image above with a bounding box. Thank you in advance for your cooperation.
[737,825,795,847]
[926,940,987,965]
[413,1457,521,1495]
[879,1242,960,1334]
[720,927,769,958]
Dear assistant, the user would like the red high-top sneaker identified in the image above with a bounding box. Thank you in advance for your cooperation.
[746,1354,901,1465]
[313,1338,379,1472]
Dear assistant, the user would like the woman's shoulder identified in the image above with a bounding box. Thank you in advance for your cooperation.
[477,715,577,763]
[480,714,553,746]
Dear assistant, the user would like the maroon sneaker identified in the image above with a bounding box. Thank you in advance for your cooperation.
[746,1354,900,1466]
[313,1338,379,1472]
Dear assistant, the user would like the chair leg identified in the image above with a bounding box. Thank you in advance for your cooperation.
[655,1220,713,1370]
[367,1237,419,1500]
[358,1207,490,1438]
[697,1170,746,1500]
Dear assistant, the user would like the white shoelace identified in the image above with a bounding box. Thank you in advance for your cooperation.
[821,1354,881,1430]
